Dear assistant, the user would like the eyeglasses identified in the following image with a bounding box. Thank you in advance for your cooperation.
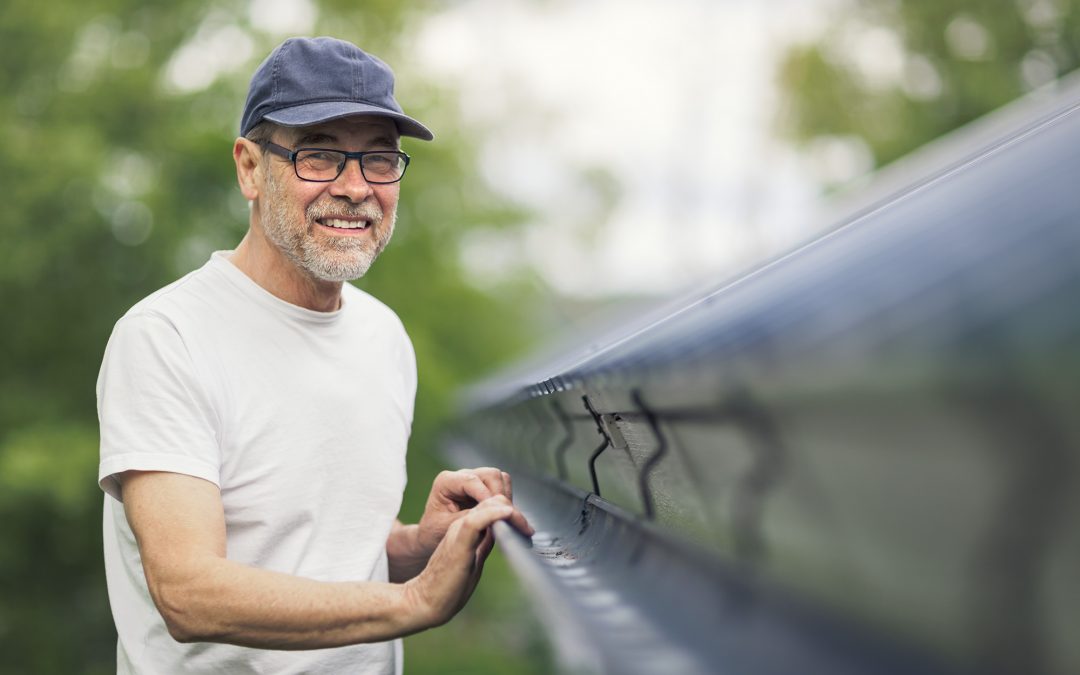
[262,141,410,184]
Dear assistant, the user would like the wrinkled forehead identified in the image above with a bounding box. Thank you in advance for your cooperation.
[281,115,400,148]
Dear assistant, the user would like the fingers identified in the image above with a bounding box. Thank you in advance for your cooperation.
[469,529,495,594]
[434,468,534,537]
[431,498,511,572]
[502,471,513,501]
[475,527,495,563]
[435,468,508,512]
[464,469,533,536]
[461,495,514,532]
[437,469,494,507]
[506,508,534,537]
[463,467,506,503]
[407,497,517,628]
[471,467,507,499]
[422,499,509,581]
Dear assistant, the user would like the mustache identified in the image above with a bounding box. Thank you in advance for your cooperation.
[306,199,383,222]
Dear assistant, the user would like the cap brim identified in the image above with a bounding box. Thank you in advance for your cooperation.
[264,101,434,141]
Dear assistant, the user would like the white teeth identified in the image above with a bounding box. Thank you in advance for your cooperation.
[324,218,367,229]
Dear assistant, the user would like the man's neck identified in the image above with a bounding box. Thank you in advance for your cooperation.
[229,228,343,313]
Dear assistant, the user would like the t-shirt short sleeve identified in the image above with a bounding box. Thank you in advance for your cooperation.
[97,311,221,501]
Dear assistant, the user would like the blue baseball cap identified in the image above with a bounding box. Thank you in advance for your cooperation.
[239,37,433,141]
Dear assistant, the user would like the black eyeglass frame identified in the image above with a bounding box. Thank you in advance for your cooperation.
[262,141,411,184]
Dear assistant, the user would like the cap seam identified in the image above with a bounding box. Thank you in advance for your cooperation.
[352,45,361,101]
[271,40,289,108]
[265,97,401,108]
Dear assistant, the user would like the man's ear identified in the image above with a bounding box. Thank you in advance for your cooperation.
[234,138,263,201]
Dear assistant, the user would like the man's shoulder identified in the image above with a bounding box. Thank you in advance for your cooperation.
[125,269,205,315]
[113,257,229,334]
[342,284,409,334]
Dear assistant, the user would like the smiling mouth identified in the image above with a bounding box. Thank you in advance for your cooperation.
[317,217,371,231]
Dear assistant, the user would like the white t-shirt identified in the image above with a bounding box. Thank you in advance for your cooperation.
[97,251,416,675]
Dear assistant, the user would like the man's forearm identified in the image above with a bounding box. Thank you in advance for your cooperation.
[386,521,431,582]
[120,471,518,649]
[151,555,430,649]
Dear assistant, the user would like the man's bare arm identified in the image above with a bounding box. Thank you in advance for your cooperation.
[386,519,428,583]
[120,470,512,649]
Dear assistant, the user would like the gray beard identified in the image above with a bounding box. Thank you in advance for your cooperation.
[260,170,396,282]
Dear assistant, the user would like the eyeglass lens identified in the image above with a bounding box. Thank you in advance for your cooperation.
[295,150,407,183]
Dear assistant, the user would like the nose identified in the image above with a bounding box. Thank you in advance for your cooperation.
[328,158,374,203]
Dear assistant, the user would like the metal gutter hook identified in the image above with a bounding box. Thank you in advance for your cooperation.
[582,394,612,497]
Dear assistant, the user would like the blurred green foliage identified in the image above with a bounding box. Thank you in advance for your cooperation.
[779,0,1080,174]
[10,0,1068,671]
[0,1,551,672]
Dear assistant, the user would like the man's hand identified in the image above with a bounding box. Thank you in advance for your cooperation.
[417,467,533,554]
[403,495,516,627]
[386,467,533,582]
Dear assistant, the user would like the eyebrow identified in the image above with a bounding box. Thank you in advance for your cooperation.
[295,132,337,146]
[293,132,400,149]
[369,135,400,149]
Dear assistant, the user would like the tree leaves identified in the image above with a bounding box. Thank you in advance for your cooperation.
[1,2,539,671]
[779,0,1080,174]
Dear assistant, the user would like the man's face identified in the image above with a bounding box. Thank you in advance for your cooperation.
[258,117,402,282]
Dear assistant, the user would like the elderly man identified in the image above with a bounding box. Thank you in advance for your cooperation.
[96,37,531,674]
